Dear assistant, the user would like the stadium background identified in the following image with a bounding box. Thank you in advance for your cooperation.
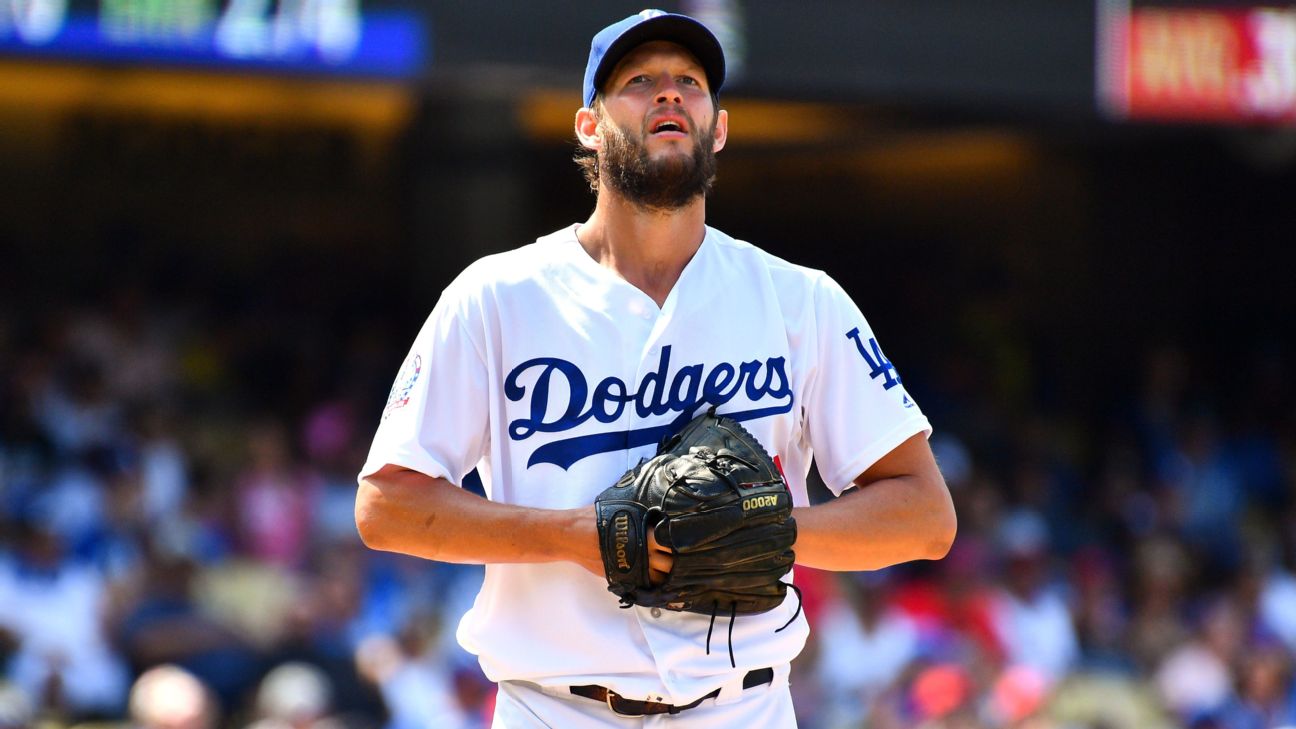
[1,1,1294,727]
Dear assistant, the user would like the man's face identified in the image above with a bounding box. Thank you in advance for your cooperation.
[593,41,727,210]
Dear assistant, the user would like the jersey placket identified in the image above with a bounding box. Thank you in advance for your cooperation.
[618,271,686,473]
[627,275,704,703]
[620,292,664,472]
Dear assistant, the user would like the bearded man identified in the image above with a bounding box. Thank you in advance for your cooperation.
[355,10,956,727]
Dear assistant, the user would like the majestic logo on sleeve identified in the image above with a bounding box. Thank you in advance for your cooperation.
[505,345,794,469]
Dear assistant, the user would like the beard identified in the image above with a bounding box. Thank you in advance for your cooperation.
[599,113,718,212]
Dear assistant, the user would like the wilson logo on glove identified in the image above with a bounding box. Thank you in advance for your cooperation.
[614,513,632,571]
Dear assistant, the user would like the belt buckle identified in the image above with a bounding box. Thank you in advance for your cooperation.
[605,690,646,718]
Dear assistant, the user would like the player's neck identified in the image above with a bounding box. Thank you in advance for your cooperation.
[577,193,707,308]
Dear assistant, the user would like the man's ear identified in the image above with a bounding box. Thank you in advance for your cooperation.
[712,109,728,153]
[575,107,602,151]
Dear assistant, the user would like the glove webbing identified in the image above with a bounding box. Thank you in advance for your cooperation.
[704,583,805,668]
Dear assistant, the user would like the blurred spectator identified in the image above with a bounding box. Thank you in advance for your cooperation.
[1128,534,1193,671]
[0,683,34,729]
[985,665,1050,728]
[27,446,114,551]
[1047,673,1173,729]
[812,571,919,728]
[355,630,476,729]
[136,406,191,527]
[246,662,342,729]
[892,539,1001,668]
[0,516,130,719]
[128,664,219,729]
[300,399,366,547]
[190,558,300,653]
[1216,644,1296,729]
[1154,595,1248,722]
[910,662,978,729]
[114,551,261,710]
[1070,546,1132,672]
[268,544,388,724]
[30,354,122,457]
[234,420,317,569]
[88,289,181,406]
[1158,412,1247,575]
[930,434,973,491]
[1135,345,1190,472]
[987,509,1078,681]
[1257,550,1296,653]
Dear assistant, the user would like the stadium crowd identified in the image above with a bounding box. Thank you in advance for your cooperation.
[1,276,1293,729]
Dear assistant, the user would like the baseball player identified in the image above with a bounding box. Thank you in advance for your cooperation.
[355,9,956,727]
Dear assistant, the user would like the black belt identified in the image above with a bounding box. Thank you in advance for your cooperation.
[569,667,774,717]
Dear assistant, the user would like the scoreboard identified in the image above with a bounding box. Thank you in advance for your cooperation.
[0,0,426,77]
[1099,0,1296,124]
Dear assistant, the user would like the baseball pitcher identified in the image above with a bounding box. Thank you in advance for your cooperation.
[356,9,957,727]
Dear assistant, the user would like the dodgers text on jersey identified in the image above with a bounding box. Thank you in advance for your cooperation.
[504,345,794,469]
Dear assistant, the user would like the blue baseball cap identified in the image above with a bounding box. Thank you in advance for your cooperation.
[583,9,726,108]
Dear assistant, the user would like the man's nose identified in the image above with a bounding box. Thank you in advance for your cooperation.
[654,76,683,104]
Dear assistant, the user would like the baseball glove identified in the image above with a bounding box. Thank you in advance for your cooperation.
[595,407,798,627]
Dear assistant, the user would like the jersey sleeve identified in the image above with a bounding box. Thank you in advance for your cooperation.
[803,274,932,495]
[358,285,490,487]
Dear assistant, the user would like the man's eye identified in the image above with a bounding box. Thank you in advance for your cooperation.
[628,75,651,84]
[677,76,700,86]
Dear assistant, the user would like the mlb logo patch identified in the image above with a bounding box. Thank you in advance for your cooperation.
[382,354,422,420]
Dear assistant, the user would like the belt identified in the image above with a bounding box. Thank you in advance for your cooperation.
[569,667,774,717]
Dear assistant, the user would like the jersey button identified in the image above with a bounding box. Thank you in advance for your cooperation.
[650,607,662,618]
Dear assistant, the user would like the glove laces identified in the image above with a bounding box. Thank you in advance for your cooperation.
[705,583,804,668]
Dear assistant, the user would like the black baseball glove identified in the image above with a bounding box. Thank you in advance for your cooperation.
[594,407,797,621]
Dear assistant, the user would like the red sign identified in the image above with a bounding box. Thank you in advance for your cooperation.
[1102,6,1296,123]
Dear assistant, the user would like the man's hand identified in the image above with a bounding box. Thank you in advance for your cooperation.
[573,505,674,583]
[647,530,674,585]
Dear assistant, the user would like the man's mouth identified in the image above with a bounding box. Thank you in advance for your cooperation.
[650,117,689,136]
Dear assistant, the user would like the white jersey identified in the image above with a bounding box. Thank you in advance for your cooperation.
[360,223,931,704]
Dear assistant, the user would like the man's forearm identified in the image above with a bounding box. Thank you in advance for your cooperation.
[792,472,956,572]
[355,467,602,574]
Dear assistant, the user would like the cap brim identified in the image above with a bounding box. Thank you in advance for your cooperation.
[593,15,725,101]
